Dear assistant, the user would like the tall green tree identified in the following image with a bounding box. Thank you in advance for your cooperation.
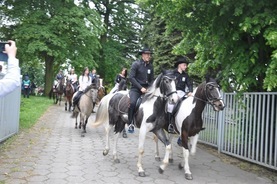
[138,0,277,92]
[0,0,104,94]
[87,0,146,86]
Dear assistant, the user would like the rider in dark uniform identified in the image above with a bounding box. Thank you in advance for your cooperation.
[168,56,193,134]
[128,48,154,133]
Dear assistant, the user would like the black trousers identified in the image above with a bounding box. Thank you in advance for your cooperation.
[73,91,83,107]
[128,88,142,125]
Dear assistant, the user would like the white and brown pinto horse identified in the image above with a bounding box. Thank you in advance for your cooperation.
[162,76,225,180]
[92,70,179,176]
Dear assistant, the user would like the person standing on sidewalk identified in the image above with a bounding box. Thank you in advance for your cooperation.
[0,40,21,97]
[127,47,154,133]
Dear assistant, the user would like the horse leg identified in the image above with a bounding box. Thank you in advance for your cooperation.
[178,132,193,180]
[65,101,67,111]
[190,134,199,155]
[55,94,58,104]
[153,129,172,174]
[180,148,193,180]
[153,133,173,163]
[168,134,174,163]
[153,135,161,161]
[82,117,88,134]
[69,99,72,112]
[137,125,150,177]
[112,132,120,163]
[74,111,79,129]
[103,124,112,156]
[59,94,61,105]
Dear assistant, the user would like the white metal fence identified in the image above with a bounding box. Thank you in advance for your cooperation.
[199,92,277,171]
[0,85,21,143]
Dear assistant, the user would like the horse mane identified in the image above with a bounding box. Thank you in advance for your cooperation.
[83,84,93,93]
[144,69,175,99]
[144,73,162,99]
[193,77,218,103]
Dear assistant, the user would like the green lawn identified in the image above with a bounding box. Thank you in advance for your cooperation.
[20,96,53,129]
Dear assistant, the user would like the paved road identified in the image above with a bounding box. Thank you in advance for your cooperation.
[0,105,274,184]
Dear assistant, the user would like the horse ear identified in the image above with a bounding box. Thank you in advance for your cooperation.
[161,68,166,74]
[205,74,210,83]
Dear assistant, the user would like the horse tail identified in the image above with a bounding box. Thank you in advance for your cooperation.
[92,94,113,127]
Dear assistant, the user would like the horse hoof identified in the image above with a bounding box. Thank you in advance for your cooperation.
[158,167,164,174]
[114,159,120,163]
[81,134,85,137]
[122,132,127,138]
[169,158,173,163]
[75,127,77,129]
[103,150,109,156]
[185,173,193,180]
[155,157,161,161]
[138,172,146,177]
[178,163,183,170]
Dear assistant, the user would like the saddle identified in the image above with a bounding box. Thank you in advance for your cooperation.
[117,95,142,114]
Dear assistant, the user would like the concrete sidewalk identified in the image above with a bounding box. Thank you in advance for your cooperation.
[0,105,274,184]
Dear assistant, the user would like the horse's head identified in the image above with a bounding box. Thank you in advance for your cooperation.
[156,69,179,104]
[97,86,106,101]
[83,84,98,100]
[66,79,72,86]
[204,77,225,111]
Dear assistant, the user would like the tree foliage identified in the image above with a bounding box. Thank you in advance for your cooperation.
[88,0,147,86]
[0,0,104,94]
[137,0,277,92]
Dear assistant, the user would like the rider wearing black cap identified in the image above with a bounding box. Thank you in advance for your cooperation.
[127,48,154,133]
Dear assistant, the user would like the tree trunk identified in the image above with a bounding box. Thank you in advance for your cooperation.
[44,54,55,96]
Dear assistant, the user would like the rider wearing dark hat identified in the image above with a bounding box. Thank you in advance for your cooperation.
[168,56,193,134]
[174,56,193,96]
[127,47,154,133]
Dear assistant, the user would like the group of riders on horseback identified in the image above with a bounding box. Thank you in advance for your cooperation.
[53,47,194,137]
[52,67,102,113]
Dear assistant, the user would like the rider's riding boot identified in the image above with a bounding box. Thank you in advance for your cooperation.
[92,102,96,113]
[127,107,135,133]
[71,95,78,118]
[167,113,175,134]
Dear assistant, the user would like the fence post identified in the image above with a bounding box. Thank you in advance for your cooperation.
[217,92,225,153]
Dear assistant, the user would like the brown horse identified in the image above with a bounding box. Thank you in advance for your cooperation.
[97,86,106,104]
[64,80,75,111]
[50,80,64,105]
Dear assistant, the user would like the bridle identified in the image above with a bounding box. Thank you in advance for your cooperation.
[193,82,222,106]
[159,75,177,100]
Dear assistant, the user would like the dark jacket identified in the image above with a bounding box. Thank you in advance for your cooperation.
[129,59,154,90]
[90,73,99,88]
[173,69,193,93]
[115,74,125,84]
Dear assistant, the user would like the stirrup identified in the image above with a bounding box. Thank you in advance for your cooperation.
[128,124,135,133]
[122,129,128,138]
[168,124,175,134]
[177,137,182,147]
